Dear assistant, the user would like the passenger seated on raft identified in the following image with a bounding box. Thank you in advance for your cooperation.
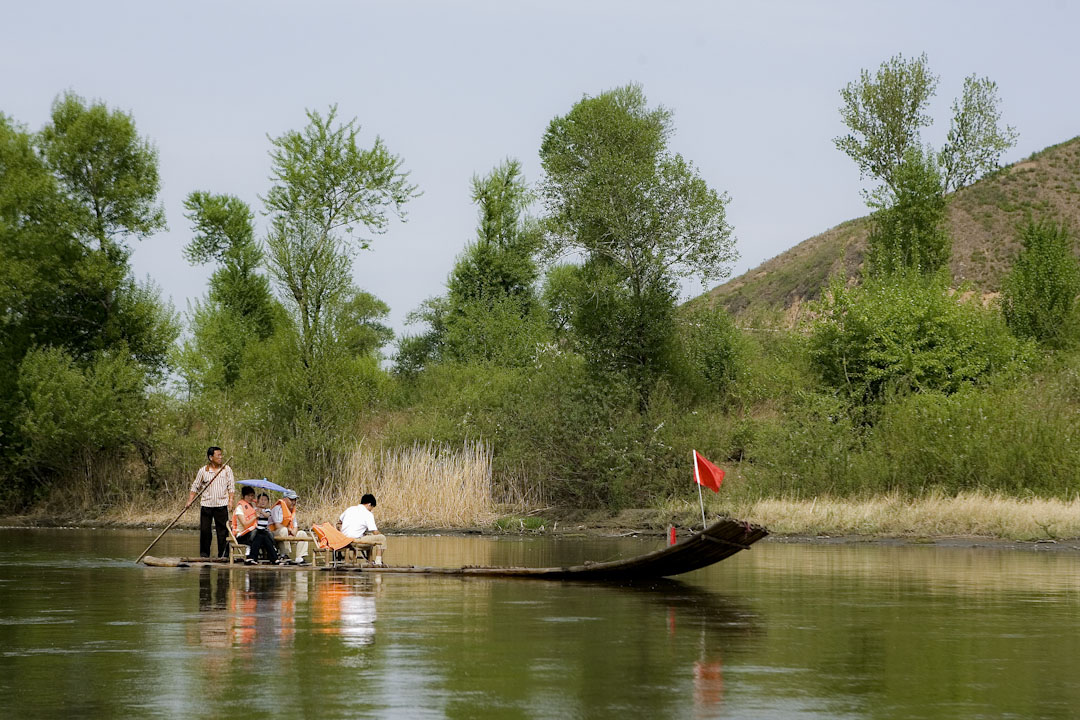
[337,493,386,565]
[245,493,280,565]
[232,486,259,557]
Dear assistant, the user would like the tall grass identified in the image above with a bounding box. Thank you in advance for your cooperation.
[730,491,1080,541]
[307,440,499,529]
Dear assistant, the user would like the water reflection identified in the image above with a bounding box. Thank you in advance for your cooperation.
[5,529,1080,719]
[313,575,381,648]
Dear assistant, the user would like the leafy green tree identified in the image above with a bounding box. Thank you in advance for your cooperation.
[1000,219,1080,346]
[16,347,147,486]
[835,54,1017,276]
[1,98,175,500]
[263,106,418,365]
[448,159,541,305]
[38,91,166,273]
[539,84,736,403]
[674,303,746,399]
[332,287,394,357]
[398,159,545,372]
[178,192,279,391]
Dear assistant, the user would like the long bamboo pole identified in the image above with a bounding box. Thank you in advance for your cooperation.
[135,458,231,563]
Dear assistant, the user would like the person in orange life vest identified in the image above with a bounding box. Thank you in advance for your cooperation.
[270,490,310,565]
[188,447,234,558]
[232,486,258,558]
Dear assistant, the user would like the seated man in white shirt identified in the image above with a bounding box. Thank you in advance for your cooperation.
[337,493,386,565]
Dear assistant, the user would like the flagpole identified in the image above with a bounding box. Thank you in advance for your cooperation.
[693,449,706,530]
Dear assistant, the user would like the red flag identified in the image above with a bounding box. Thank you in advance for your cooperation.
[694,450,724,493]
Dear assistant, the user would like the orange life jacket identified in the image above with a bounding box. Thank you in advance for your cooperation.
[233,500,257,537]
[270,499,295,533]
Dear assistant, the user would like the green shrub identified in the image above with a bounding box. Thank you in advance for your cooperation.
[16,347,147,481]
[1000,218,1080,346]
[810,273,1032,402]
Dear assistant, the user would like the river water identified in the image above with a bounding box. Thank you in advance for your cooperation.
[1,528,1078,719]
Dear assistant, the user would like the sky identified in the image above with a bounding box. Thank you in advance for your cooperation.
[3,1,1078,338]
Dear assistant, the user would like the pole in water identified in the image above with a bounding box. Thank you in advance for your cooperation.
[668,526,677,546]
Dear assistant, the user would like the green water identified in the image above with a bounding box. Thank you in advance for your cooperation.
[1,529,1078,719]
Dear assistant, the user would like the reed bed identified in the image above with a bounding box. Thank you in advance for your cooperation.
[722,491,1080,541]
[304,440,499,529]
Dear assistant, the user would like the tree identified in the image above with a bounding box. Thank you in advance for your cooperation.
[39,91,166,257]
[179,192,278,391]
[0,96,176,502]
[835,54,1017,277]
[865,147,950,276]
[263,106,418,365]
[539,84,736,403]
[1000,219,1080,346]
[398,159,546,372]
[33,92,176,372]
[448,159,541,306]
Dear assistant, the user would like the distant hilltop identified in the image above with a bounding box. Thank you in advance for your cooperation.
[705,136,1080,322]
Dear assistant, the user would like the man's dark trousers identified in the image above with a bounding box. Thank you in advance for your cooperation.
[199,505,230,558]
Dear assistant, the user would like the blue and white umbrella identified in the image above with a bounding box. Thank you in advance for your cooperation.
[236,477,293,494]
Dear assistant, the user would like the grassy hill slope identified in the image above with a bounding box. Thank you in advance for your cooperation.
[708,136,1080,320]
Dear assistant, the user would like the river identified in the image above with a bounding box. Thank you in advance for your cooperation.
[1,528,1078,719]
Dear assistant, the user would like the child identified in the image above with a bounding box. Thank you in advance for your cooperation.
[244,493,279,564]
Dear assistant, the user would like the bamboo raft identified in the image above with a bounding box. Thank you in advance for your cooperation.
[141,518,768,580]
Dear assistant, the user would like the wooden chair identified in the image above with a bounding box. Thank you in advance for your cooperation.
[311,524,366,568]
[226,526,248,565]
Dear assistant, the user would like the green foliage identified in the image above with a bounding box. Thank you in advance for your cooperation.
[1000,218,1080,346]
[834,53,1016,196]
[670,303,746,400]
[835,54,1016,279]
[398,160,544,373]
[332,288,394,358]
[16,347,147,480]
[38,91,166,251]
[810,274,1032,402]
[539,84,736,404]
[939,75,1020,193]
[263,106,418,362]
[449,159,541,305]
[866,147,950,276]
[179,192,279,391]
[0,98,176,503]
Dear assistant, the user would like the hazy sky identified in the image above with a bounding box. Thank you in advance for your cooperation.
[3,1,1078,337]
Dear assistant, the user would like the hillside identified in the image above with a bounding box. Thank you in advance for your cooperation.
[707,136,1080,321]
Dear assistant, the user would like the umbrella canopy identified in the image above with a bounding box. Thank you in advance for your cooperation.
[237,477,292,493]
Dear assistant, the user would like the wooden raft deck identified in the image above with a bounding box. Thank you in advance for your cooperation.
[141,518,768,580]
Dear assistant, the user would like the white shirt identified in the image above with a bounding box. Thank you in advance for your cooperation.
[339,504,378,539]
[189,464,234,507]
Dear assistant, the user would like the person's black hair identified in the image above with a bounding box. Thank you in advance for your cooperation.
[258,492,270,501]
[241,486,255,498]
[361,493,376,507]
[207,446,222,460]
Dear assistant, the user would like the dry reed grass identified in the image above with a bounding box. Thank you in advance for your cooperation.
[716,491,1080,540]
[302,440,501,529]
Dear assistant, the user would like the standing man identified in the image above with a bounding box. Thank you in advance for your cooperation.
[337,493,386,565]
[269,490,311,565]
[188,447,234,558]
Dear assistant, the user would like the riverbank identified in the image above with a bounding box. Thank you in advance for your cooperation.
[4,490,1080,542]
